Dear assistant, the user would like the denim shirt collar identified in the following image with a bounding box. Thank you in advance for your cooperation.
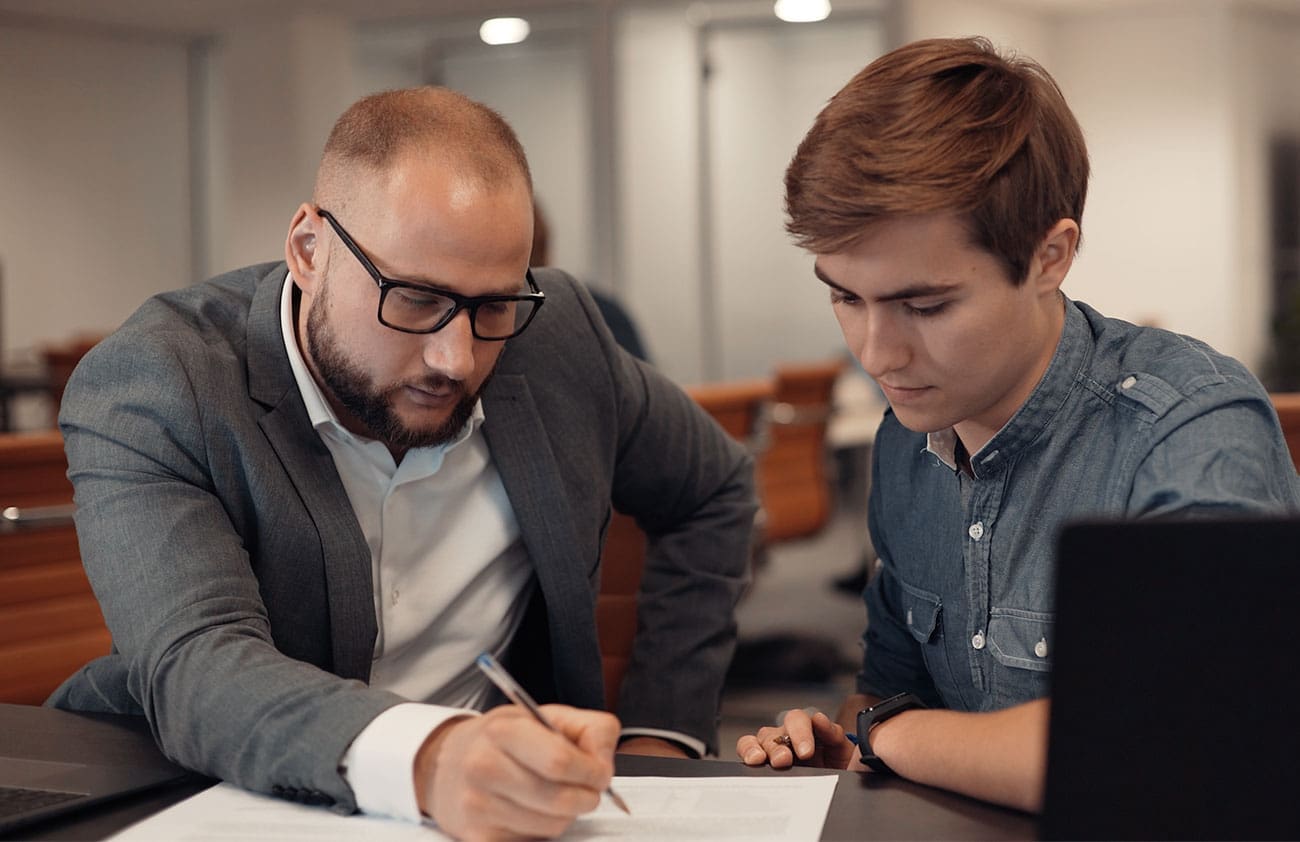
[926,294,1090,479]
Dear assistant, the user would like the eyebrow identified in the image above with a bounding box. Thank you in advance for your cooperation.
[813,265,962,303]
[391,275,524,299]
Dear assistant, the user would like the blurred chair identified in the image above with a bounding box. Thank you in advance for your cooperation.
[594,378,773,711]
[41,334,102,423]
[1270,392,1300,471]
[688,379,775,447]
[755,358,844,543]
[594,512,646,711]
[0,430,109,704]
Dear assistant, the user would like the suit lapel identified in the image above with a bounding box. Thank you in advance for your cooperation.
[246,268,376,682]
[482,374,603,704]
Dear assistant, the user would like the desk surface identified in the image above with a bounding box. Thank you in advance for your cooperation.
[1,703,1035,841]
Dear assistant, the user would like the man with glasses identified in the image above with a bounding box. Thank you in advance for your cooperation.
[51,87,755,840]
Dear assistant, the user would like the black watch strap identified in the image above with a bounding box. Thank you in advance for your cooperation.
[856,692,926,774]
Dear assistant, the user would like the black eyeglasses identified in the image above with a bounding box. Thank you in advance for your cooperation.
[316,208,545,340]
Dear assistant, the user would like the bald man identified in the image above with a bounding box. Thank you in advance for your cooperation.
[50,88,755,839]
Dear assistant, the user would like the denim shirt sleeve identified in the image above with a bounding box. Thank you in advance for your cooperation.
[859,443,944,707]
[1126,381,1300,516]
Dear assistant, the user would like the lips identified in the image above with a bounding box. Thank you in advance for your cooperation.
[402,382,462,407]
[878,382,932,404]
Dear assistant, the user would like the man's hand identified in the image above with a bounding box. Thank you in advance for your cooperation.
[735,708,857,770]
[414,704,619,840]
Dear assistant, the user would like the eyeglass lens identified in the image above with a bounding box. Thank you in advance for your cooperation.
[382,286,538,339]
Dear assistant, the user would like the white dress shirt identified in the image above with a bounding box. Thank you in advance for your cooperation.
[280,276,532,820]
[279,275,704,821]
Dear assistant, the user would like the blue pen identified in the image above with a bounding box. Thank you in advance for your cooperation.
[475,653,631,815]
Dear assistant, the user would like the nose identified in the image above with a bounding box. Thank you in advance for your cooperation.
[856,309,910,381]
[420,308,477,382]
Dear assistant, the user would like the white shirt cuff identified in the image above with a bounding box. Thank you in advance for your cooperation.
[619,727,707,759]
[340,702,477,821]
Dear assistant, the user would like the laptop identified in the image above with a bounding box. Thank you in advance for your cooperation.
[1041,517,1300,840]
[0,705,192,835]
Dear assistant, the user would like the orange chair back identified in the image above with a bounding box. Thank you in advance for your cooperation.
[1270,392,1300,472]
[0,431,110,704]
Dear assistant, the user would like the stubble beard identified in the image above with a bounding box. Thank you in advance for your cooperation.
[305,284,490,452]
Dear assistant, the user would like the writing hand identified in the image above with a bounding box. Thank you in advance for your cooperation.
[735,708,857,770]
[415,704,620,840]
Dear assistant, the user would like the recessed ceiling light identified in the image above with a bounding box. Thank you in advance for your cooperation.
[774,0,831,23]
[480,17,531,46]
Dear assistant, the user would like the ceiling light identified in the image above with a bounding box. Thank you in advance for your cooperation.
[774,0,831,23]
[480,17,531,46]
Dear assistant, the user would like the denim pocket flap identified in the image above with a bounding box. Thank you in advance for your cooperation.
[898,581,941,644]
[987,609,1053,671]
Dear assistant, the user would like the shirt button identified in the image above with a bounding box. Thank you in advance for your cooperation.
[971,631,986,650]
[1035,638,1049,658]
[968,522,985,541]
[1120,375,1137,390]
[391,589,400,606]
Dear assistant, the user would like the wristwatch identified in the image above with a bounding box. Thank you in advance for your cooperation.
[856,692,926,774]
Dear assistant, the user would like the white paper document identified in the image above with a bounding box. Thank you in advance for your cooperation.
[110,774,838,841]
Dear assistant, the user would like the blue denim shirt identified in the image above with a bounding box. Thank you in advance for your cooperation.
[861,297,1300,711]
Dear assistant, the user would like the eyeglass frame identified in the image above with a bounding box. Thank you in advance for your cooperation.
[315,208,545,340]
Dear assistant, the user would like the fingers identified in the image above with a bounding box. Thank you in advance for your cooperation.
[808,711,857,769]
[782,709,817,759]
[734,709,853,770]
[421,706,618,839]
[538,704,620,771]
[736,726,799,768]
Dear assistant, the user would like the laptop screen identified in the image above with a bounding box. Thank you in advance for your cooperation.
[1041,517,1300,841]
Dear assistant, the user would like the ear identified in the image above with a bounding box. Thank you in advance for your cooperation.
[1028,218,1079,296]
[285,203,328,295]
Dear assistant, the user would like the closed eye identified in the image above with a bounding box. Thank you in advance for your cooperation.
[830,288,861,306]
[904,301,948,317]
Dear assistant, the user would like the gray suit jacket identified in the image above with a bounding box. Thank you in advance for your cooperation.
[49,263,755,810]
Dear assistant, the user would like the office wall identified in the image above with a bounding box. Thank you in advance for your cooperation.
[614,5,891,384]
[2,0,1298,410]
[904,0,1287,369]
[0,22,190,366]
[1052,4,1239,355]
[615,5,706,382]
[1233,7,1300,377]
[201,14,355,276]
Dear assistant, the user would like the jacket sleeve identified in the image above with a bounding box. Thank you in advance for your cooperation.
[55,322,400,812]
[566,284,757,756]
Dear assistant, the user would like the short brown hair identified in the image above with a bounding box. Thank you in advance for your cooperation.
[314,87,531,207]
[785,37,1088,284]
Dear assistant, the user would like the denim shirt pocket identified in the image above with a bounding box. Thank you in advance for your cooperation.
[987,608,1053,670]
[898,580,942,644]
[986,608,1053,706]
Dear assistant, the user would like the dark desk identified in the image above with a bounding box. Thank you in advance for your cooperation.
[1,703,1035,840]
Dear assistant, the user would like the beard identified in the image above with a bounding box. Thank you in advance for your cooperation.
[305,283,489,452]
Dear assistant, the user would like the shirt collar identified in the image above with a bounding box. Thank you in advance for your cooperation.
[926,294,1091,478]
[279,272,485,450]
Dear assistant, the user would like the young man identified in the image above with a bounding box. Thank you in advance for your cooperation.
[51,88,756,839]
[736,37,1299,811]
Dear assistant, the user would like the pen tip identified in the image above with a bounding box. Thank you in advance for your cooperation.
[608,789,632,815]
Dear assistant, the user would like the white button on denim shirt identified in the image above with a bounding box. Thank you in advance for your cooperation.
[859,297,1300,713]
